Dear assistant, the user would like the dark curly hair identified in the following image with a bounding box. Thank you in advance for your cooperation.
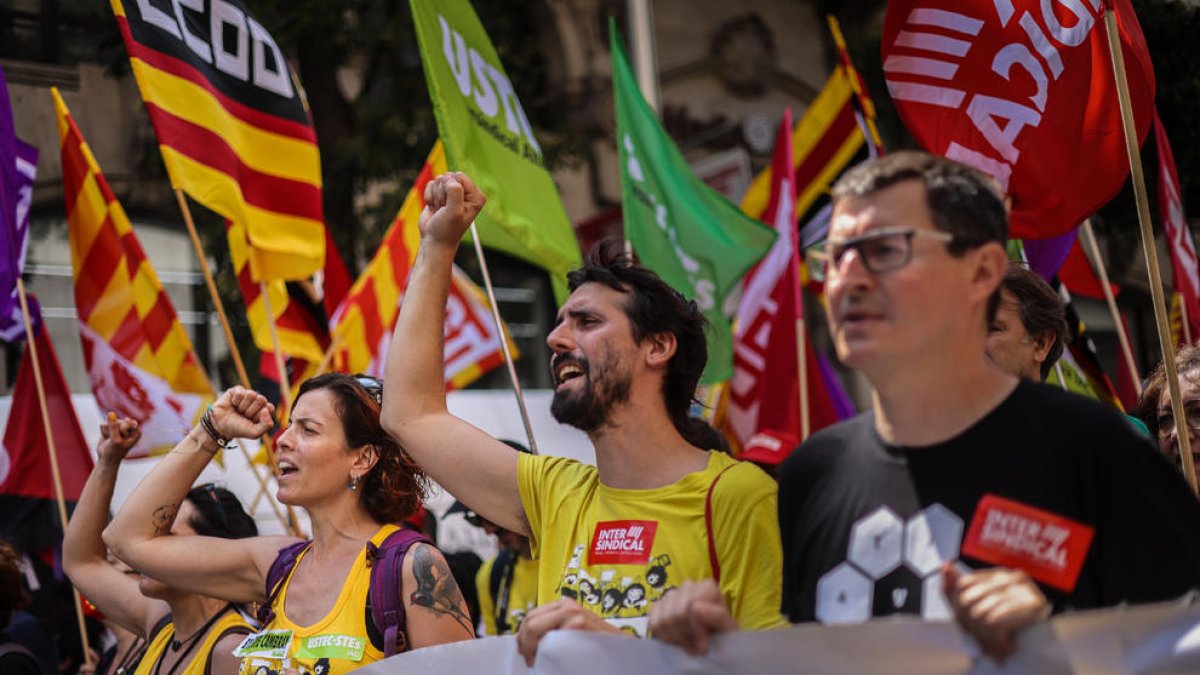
[295,373,427,524]
[567,239,708,439]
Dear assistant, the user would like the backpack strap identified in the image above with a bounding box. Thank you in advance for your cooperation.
[258,541,311,626]
[704,464,738,584]
[0,640,37,673]
[365,527,431,658]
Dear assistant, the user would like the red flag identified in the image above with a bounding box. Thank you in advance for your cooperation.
[1058,237,1118,301]
[0,320,94,553]
[1155,113,1200,345]
[726,112,841,465]
[882,0,1155,239]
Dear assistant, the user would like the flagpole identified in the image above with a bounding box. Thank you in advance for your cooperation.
[469,222,539,454]
[259,283,294,417]
[1081,219,1142,394]
[174,189,303,533]
[1103,9,1196,493]
[795,318,811,441]
[14,279,93,668]
[1181,297,1194,346]
[625,0,660,259]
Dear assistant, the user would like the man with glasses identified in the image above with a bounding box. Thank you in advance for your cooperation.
[650,152,1200,663]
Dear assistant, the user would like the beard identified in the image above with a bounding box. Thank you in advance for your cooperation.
[550,355,633,432]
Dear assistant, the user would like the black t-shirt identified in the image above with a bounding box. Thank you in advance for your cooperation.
[779,380,1200,624]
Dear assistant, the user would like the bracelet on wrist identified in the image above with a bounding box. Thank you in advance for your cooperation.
[198,406,234,450]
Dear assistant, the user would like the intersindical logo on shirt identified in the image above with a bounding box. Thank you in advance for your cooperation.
[588,520,658,565]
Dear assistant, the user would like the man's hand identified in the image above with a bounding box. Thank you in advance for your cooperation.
[516,599,625,666]
[417,172,486,246]
[647,580,738,656]
[943,562,1051,663]
[98,412,141,464]
[209,387,275,440]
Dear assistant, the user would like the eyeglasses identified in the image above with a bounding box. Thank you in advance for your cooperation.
[1156,400,1200,439]
[806,228,955,282]
[353,374,383,406]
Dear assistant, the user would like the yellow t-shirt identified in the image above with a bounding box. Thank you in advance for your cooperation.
[236,525,396,675]
[133,609,252,675]
[518,451,785,636]
[474,553,539,636]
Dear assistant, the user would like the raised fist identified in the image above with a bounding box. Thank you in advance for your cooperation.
[98,413,141,464]
[417,172,487,246]
[209,387,275,440]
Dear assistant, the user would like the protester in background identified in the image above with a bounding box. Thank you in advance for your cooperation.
[1,539,44,674]
[1140,345,1200,487]
[986,264,1068,382]
[382,172,783,666]
[650,152,1200,663]
[105,375,473,675]
[450,440,539,637]
[65,415,256,675]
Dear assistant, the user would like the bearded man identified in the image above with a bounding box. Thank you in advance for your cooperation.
[381,172,784,666]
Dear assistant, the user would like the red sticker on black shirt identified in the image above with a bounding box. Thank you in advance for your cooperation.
[962,494,1094,592]
[588,520,658,565]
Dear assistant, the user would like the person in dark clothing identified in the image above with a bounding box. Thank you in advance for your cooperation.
[1,540,43,674]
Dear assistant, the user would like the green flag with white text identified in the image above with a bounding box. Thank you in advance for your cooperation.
[611,23,776,383]
[411,0,581,302]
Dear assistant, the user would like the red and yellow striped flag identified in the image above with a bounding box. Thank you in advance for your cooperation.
[110,0,323,281]
[54,89,213,458]
[331,142,515,388]
[226,219,326,366]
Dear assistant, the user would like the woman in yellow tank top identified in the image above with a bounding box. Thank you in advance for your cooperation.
[65,416,257,675]
[105,375,473,675]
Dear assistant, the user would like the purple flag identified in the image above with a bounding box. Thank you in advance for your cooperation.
[0,65,40,341]
[1024,229,1077,282]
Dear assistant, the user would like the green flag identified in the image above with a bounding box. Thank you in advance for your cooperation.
[411,0,581,302]
[610,23,776,383]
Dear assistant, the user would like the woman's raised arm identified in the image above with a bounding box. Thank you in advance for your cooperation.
[103,388,297,603]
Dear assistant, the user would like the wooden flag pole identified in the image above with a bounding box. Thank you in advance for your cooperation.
[469,223,539,454]
[795,317,811,441]
[15,279,93,668]
[1181,297,1194,346]
[174,189,303,533]
[177,190,252,387]
[1103,9,1196,493]
[259,283,293,417]
[1081,219,1142,394]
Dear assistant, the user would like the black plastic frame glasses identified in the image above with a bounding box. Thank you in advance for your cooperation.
[806,227,955,282]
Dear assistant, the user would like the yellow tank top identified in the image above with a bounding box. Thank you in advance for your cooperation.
[133,608,251,675]
[235,525,395,675]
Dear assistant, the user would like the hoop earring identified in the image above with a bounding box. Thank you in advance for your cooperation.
[348,475,360,491]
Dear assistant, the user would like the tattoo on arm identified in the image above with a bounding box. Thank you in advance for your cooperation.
[151,504,178,536]
[409,544,473,635]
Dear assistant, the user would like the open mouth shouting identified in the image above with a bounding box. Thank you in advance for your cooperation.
[552,356,588,389]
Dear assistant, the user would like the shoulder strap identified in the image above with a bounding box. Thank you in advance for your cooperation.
[203,613,253,675]
[258,541,310,626]
[0,641,36,665]
[366,527,432,658]
[488,549,515,600]
[705,463,738,584]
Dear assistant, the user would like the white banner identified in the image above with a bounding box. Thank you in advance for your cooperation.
[351,597,1200,674]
